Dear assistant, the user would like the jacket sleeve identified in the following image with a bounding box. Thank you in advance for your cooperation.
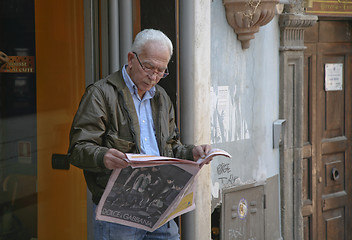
[68,85,109,171]
[172,137,195,161]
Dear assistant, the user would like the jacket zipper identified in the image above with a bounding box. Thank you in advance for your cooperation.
[118,90,141,154]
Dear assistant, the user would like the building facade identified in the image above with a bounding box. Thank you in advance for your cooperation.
[0,0,351,239]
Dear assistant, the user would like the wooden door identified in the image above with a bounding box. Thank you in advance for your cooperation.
[304,20,352,240]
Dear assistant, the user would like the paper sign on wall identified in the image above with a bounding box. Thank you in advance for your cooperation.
[325,63,343,91]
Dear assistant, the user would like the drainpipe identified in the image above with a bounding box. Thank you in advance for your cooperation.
[83,1,99,239]
[180,0,211,239]
[179,1,195,237]
[118,0,133,66]
[109,0,119,72]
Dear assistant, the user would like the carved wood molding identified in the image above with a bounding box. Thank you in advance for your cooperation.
[223,0,279,49]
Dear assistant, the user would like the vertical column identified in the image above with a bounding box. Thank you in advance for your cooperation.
[180,0,211,239]
[279,13,317,240]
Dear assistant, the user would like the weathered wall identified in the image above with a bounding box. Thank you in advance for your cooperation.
[210,0,281,208]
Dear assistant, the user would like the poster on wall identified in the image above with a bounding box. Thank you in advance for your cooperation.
[325,63,343,91]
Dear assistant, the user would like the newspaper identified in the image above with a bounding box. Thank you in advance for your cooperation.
[96,148,231,232]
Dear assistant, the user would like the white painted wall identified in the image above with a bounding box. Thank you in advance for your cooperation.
[210,0,280,205]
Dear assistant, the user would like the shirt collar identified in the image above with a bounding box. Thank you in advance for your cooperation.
[122,65,156,100]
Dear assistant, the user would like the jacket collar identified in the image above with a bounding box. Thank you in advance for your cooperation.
[107,69,159,97]
[106,70,127,90]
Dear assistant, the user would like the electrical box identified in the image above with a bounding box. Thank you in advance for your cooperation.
[221,183,265,240]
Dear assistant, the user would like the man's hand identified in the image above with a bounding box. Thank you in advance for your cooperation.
[192,144,212,162]
[103,149,129,169]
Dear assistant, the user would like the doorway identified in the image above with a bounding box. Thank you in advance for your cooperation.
[303,20,352,240]
[138,0,180,125]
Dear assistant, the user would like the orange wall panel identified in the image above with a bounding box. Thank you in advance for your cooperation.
[35,0,87,239]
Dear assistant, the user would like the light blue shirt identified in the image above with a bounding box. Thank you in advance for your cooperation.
[122,65,160,156]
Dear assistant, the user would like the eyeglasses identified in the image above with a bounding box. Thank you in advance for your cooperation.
[133,52,169,78]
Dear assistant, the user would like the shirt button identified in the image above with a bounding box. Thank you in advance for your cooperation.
[142,120,146,123]
[144,138,147,141]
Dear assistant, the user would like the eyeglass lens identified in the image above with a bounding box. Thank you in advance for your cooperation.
[133,52,169,78]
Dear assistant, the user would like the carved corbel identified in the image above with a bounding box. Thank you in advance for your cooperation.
[279,13,318,50]
[223,0,280,49]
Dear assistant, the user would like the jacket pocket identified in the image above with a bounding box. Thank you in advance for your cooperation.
[106,133,135,153]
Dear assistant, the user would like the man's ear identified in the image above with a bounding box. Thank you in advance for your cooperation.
[127,52,134,68]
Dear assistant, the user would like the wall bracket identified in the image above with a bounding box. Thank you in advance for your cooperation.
[223,0,279,49]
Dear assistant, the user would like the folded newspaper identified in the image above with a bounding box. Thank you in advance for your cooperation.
[96,148,231,231]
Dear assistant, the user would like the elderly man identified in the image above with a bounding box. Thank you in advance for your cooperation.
[68,29,211,240]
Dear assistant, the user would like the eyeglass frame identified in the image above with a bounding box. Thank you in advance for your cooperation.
[132,51,169,78]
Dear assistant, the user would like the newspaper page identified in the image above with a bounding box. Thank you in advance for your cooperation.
[96,148,231,231]
[125,148,231,168]
[158,175,197,226]
[96,164,200,231]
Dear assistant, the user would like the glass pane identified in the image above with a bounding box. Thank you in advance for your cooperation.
[0,0,37,239]
[1,0,87,239]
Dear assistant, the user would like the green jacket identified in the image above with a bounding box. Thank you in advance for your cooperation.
[68,70,194,204]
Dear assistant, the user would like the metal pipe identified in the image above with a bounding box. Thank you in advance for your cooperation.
[109,0,120,72]
[100,0,109,77]
[83,0,99,86]
[118,0,133,66]
[83,2,99,238]
[179,0,195,239]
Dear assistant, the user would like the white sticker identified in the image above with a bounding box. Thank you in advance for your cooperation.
[325,63,343,91]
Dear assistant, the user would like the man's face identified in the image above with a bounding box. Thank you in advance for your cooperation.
[127,42,170,98]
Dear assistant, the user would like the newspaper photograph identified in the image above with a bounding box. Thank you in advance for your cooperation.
[96,164,199,231]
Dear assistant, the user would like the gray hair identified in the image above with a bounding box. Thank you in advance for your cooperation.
[131,29,173,59]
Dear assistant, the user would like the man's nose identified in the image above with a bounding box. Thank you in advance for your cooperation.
[148,72,158,81]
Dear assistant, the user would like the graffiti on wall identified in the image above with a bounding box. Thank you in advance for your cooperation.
[211,161,239,198]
